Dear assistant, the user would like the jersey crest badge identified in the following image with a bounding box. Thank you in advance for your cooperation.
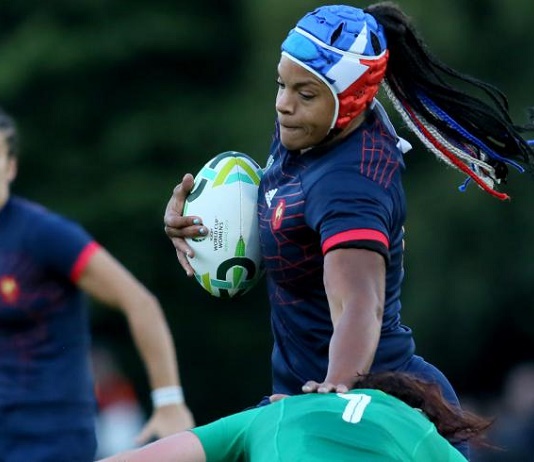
[0,276,20,304]
[272,199,286,231]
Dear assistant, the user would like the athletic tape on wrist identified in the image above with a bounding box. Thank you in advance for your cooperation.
[151,386,184,407]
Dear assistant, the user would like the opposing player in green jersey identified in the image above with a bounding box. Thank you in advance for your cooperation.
[98,372,491,462]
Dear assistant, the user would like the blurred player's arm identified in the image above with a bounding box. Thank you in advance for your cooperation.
[97,430,205,462]
[78,247,195,443]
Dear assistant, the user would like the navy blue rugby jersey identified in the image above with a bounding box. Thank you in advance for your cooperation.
[0,196,99,430]
[258,108,416,395]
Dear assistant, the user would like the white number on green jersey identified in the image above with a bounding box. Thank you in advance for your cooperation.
[337,393,372,424]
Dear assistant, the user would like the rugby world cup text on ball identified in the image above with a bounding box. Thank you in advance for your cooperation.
[209,218,229,252]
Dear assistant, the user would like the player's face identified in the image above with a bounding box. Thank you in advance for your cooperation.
[276,56,335,151]
[0,134,17,205]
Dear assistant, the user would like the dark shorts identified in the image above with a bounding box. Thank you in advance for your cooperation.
[0,403,97,462]
[394,354,470,460]
[394,354,461,406]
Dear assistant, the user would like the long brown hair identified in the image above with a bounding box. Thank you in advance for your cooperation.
[355,371,493,447]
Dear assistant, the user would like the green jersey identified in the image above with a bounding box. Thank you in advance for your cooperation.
[192,389,467,461]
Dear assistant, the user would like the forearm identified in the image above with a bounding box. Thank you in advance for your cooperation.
[97,431,205,462]
[126,291,196,438]
[325,307,382,387]
[78,249,193,436]
[125,292,181,390]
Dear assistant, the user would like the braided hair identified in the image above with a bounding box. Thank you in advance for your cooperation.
[365,2,534,200]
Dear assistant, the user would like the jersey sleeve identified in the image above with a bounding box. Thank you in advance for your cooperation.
[304,167,395,262]
[28,211,100,283]
[191,407,261,462]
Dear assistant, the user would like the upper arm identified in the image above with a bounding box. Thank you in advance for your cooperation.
[323,247,385,326]
[305,168,395,266]
[305,169,393,325]
[76,247,154,311]
[99,431,206,462]
[147,431,206,462]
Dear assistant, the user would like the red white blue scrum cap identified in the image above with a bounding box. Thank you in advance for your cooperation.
[281,5,389,130]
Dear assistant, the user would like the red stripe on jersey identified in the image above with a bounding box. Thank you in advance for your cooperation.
[70,241,101,282]
[322,229,389,254]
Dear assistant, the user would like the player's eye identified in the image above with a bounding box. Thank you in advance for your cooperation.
[299,92,315,101]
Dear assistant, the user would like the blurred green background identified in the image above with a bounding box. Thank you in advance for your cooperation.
[3,0,534,427]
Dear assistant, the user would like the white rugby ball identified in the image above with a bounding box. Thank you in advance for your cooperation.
[183,151,264,298]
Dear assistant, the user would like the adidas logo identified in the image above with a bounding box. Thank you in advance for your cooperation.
[265,188,278,207]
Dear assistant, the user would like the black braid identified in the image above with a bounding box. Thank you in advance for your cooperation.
[364,2,534,168]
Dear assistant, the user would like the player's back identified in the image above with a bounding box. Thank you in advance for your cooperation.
[248,389,467,461]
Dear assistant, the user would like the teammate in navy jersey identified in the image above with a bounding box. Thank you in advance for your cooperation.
[164,3,533,459]
[0,108,195,462]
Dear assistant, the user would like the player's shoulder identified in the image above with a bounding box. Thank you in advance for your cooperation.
[6,196,53,231]
[10,194,44,214]
[11,195,85,235]
[15,196,63,222]
[12,195,57,219]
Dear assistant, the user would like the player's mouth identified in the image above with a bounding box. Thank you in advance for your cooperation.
[280,123,300,132]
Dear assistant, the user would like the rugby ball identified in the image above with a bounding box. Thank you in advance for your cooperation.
[183,151,264,298]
